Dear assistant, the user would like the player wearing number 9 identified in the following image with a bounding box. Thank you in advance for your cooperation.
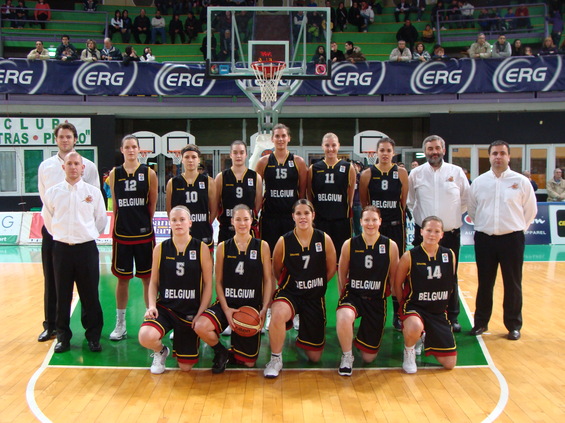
[393,216,457,374]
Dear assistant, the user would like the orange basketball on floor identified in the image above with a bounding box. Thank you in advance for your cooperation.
[232,306,262,337]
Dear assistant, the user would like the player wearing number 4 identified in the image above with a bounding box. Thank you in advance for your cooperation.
[139,206,213,374]
[166,144,218,250]
[194,204,272,373]
[264,200,337,378]
[108,135,158,342]
[393,216,457,374]
[336,206,399,376]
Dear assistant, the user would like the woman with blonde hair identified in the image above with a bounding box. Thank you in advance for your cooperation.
[81,39,100,62]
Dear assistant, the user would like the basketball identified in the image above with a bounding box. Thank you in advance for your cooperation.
[232,306,262,337]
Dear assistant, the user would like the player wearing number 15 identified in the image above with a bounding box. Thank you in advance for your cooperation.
[108,135,158,342]
[166,144,218,249]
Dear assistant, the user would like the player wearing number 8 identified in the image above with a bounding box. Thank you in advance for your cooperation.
[393,216,457,374]
[166,144,218,249]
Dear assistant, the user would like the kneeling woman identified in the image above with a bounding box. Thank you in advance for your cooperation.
[264,199,337,378]
[194,204,272,373]
[393,215,457,374]
[138,206,213,374]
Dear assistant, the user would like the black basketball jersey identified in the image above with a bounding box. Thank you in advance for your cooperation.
[310,159,351,221]
[279,228,328,300]
[170,173,213,245]
[221,237,264,308]
[219,168,258,226]
[368,164,405,223]
[344,234,392,299]
[262,152,300,216]
[113,164,154,242]
[157,237,203,318]
[403,245,455,314]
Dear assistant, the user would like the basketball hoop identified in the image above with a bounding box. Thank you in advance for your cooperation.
[251,61,286,103]
[170,150,182,165]
[364,151,377,166]
[139,150,151,164]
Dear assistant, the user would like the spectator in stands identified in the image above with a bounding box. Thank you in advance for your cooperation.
[477,9,490,32]
[422,23,435,43]
[33,0,49,29]
[460,0,474,28]
[336,2,347,32]
[80,39,100,62]
[100,38,122,60]
[492,34,511,58]
[547,10,563,49]
[200,34,217,61]
[397,19,419,52]
[13,0,27,28]
[547,168,565,201]
[169,13,185,44]
[140,47,156,62]
[122,10,132,43]
[348,1,364,32]
[512,39,525,56]
[307,10,323,41]
[432,44,449,60]
[390,39,412,61]
[412,41,431,61]
[431,1,447,29]
[468,32,491,58]
[55,35,78,61]
[235,10,252,43]
[330,41,346,62]
[504,7,516,31]
[133,9,151,44]
[218,29,239,61]
[27,40,49,60]
[487,8,502,33]
[515,4,532,30]
[172,0,184,16]
[1,0,15,27]
[524,46,534,56]
[184,11,200,44]
[293,10,305,41]
[109,10,123,41]
[447,0,462,29]
[154,0,168,15]
[345,40,366,62]
[123,46,140,66]
[359,1,374,32]
[325,0,336,30]
[522,170,538,192]
[412,0,426,23]
[83,0,96,12]
[539,36,559,55]
[311,45,326,64]
[151,10,166,44]
[395,0,411,23]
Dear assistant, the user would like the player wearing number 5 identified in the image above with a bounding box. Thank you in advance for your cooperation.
[264,200,337,378]
[166,144,218,250]
[108,135,158,342]
[307,133,356,258]
[393,216,457,374]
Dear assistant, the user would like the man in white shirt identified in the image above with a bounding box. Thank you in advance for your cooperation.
[407,135,470,332]
[467,141,537,341]
[37,122,100,343]
[42,152,107,353]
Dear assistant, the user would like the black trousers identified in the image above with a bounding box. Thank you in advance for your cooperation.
[414,224,461,322]
[41,226,56,331]
[473,231,524,331]
[53,240,103,343]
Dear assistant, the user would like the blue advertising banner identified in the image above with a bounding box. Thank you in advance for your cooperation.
[0,56,564,96]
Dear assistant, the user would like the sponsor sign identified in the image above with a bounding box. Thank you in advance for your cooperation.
[0,118,91,146]
[0,212,22,244]
[549,203,565,244]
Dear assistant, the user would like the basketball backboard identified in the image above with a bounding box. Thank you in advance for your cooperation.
[205,6,332,80]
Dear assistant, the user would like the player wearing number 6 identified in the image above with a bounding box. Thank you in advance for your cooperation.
[166,144,217,250]
[393,216,457,374]
[264,200,337,378]
[108,135,158,342]
[336,206,399,376]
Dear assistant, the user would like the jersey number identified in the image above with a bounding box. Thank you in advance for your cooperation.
[325,173,335,184]
[124,180,137,191]
[236,187,243,199]
[276,168,287,179]
[426,265,442,280]
[302,255,310,269]
[176,262,185,276]
[235,261,244,275]
[185,191,198,203]
[381,180,388,191]
[365,255,373,269]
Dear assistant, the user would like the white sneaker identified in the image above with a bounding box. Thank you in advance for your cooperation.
[264,355,283,378]
[109,322,127,341]
[338,354,354,376]
[150,346,170,374]
[265,308,271,331]
[221,326,232,336]
[415,332,426,356]
[403,348,417,374]
[293,314,300,331]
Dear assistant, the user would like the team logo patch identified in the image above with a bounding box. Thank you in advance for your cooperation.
[315,242,323,252]
[250,250,257,260]
[189,250,197,260]
[393,171,398,179]
[379,244,386,254]
[248,178,254,186]
[83,195,93,203]
[339,165,346,173]
[288,161,295,168]
[510,183,519,190]
[138,173,145,181]
[442,253,449,263]
[199,182,205,189]
[446,176,454,182]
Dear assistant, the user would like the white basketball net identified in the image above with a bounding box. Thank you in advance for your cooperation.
[365,151,377,166]
[138,150,150,164]
[251,61,286,103]
[170,151,182,165]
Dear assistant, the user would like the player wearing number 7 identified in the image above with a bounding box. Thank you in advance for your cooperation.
[107,134,158,342]
[166,144,218,251]
[393,216,457,374]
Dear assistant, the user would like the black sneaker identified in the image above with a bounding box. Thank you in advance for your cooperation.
[212,346,229,374]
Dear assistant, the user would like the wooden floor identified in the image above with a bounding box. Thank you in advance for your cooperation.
[2,260,565,422]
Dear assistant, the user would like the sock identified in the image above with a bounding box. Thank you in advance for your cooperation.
[271,352,281,359]
[343,350,353,357]
[212,342,226,352]
[405,345,415,351]
[117,309,126,324]
[158,345,166,354]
